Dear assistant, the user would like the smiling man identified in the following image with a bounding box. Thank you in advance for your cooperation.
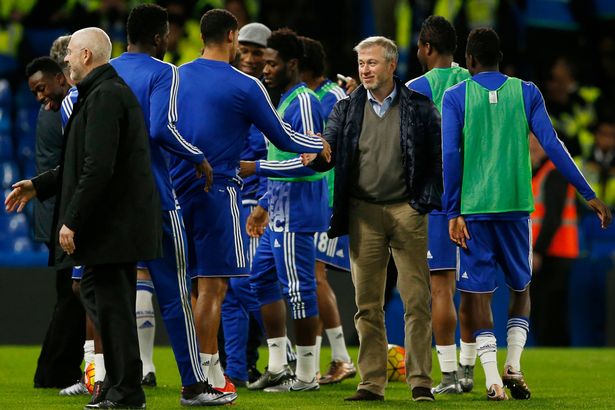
[309,36,442,402]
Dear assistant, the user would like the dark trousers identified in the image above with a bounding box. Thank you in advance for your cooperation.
[34,267,85,388]
[530,256,573,346]
[80,263,145,405]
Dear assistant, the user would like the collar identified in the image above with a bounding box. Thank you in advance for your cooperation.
[367,83,397,105]
[76,64,117,97]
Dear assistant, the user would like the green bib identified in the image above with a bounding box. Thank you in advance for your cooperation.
[424,66,470,112]
[267,85,325,182]
[461,77,533,214]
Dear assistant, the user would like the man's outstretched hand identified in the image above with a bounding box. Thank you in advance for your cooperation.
[588,197,612,229]
[195,159,213,192]
[4,180,36,213]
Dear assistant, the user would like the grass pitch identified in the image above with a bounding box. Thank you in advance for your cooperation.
[1,346,614,409]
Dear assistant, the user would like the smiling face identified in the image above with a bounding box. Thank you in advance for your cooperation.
[64,39,87,83]
[238,42,266,77]
[357,45,396,91]
[27,71,67,112]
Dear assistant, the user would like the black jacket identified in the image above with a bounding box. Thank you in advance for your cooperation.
[311,78,443,238]
[33,107,63,243]
[32,64,162,270]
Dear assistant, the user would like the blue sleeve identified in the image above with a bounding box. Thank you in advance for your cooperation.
[406,76,432,100]
[256,177,269,209]
[320,92,338,119]
[441,84,466,219]
[523,82,596,201]
[150,65,205,164]
[60,88,78,130]
[256,157,316,178]
[243,80,323,153]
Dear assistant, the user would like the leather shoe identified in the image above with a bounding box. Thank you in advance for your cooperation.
[84,399,146,409]
[412,386,435,402]
[344,389,384,401]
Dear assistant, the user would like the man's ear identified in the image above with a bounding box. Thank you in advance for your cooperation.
[56,72,66,86]
[227,30,235,44]
[153,33,162,47]
[288,58,298,71]
[425,42,433,56]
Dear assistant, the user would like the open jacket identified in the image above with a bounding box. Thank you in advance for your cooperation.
[32,64,162,270]
[311,77,443,238]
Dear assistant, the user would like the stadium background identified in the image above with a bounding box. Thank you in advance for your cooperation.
[0,0,614,348]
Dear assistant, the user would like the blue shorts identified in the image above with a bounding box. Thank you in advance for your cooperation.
[457,219,532,293]
[180,185,249,278]
[314,232,351,272]
[71,266,84,280]
[250,229,318,320]
[428,213,457,271]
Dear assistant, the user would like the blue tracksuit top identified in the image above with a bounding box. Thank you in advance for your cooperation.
[168,58,323,200]
[256,82,328,233]
[110,53,205,211]
[442,71,595,221]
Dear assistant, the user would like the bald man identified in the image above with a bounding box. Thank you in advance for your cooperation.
[6,27,162,409]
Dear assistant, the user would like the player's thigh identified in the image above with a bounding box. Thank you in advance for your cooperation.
[494,219,532,291]
[457,220,499,293]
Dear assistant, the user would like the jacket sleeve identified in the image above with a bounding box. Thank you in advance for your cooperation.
[413,99,443,213]
[31,166,60,202]
[150,65,205,164]
[310,97,347,172]
[61,89,123,232]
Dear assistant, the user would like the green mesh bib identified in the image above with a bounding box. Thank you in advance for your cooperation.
[424,66,470,112]
[267,85,325,182]
[460,77,533,214]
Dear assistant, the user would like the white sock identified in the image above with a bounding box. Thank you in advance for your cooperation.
[296,345,317,382]
[267,337,288,373]
[325,326,351,362]
[136,283,156,375]
[505,318,529,372]
[94,353,106,382]
[200,352,212,383]
[315,336,322,374]
[476,332,502,388]
[209,352,226,388]
[436,344,458,373]
[83,340,95,370]
[459,341,477,367]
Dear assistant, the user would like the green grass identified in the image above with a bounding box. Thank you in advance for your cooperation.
[1,346,614,409]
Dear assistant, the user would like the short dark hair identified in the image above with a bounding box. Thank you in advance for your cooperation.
[419,16,457,55]
[267,28,303,62]
[25,57,63,79]
[200,9,238,45]
[127,4,168,46]
[466,28,502,66]
[299,36,325,77]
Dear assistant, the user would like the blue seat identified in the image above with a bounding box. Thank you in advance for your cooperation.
[11,236,34,253]
[0,107,12,134]
[0,133,13,160]
[1,161,20,189]
[0,79,12,110]
[6,213,28,236]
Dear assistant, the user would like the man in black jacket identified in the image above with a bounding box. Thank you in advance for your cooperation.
[6,27,162,409]
[310,36,442,402]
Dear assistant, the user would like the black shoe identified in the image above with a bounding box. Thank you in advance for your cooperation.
[412,386,435,402]
[229,376,247,388]
[88,381,107,406]
[344,389,384,401]
[84,399,145,409]
[247,366,262,384]
[141,372,156,387]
